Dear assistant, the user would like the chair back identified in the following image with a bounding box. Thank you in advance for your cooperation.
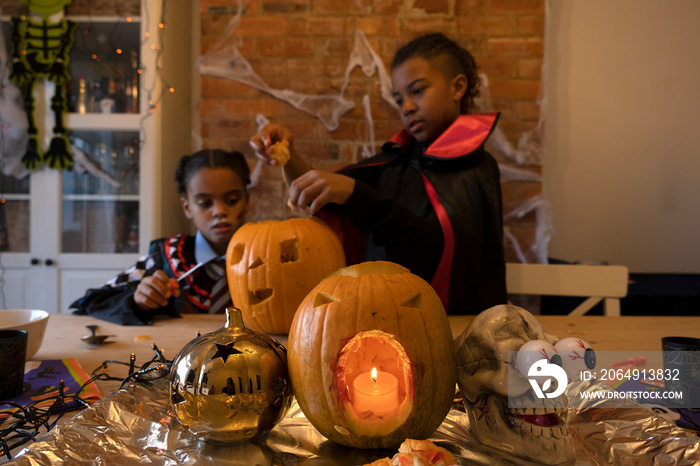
[505,263,629,316]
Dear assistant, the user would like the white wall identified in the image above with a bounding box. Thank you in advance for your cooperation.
[543,0,700,273]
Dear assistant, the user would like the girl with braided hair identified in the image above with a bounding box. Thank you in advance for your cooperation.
[70,149,250,325]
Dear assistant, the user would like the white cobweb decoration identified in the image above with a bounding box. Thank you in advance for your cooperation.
[0,14,29,180]
[200,46,353,131]
[476,73,553,264]
[199,24,393,133]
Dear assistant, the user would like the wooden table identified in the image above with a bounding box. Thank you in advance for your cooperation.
[32,313,700,396]
[4,312,695,464]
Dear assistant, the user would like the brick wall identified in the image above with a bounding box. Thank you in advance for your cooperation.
[0,0,545,263]
[199,0,547,264]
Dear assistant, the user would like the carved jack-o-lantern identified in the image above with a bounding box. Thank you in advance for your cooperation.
[288,261,456,449]
[226,217,346,334]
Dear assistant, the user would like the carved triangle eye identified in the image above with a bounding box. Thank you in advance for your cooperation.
[400,293,423,309]
[249,256,264,269]
[313,292,339,307]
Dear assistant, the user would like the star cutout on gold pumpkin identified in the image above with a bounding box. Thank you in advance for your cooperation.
[211,342,243,363]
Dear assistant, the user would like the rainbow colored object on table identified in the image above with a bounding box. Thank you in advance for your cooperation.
[0,358,101,417]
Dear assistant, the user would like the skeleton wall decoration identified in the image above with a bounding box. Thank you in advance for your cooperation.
[10,0,76,170]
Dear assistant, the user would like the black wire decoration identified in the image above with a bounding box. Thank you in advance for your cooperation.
[0,343,172,461]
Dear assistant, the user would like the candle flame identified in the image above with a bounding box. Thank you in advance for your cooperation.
[371,367,377,382]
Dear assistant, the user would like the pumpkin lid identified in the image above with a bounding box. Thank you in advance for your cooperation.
[327,261,410,278]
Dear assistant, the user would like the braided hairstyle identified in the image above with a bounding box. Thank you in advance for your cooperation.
[175,149,250,196]
[391,32,480,114]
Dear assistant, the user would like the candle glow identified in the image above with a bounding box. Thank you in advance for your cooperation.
[352,367,399,415]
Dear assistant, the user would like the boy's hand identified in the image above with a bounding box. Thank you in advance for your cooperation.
[134,270,180,311]
[249,123,295,166]
[289,170,355,214]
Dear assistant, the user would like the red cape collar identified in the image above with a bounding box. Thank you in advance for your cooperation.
[388,112,499,159]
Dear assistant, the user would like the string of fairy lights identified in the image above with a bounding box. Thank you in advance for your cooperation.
[66,0,175,135]
[0,344,173,460]
[140,0,175,118]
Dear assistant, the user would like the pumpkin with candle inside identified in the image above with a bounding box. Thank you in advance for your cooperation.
[226,217,345,334]
[287,261,456,449]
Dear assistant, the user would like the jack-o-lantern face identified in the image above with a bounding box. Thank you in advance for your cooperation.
[226,217,346,334]
[288,261,456,449]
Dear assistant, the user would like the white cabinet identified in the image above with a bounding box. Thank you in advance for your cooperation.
[0,2,190,314]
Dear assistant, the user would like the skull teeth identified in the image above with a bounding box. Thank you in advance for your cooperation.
[528,424,567,439]
[552,425,565,439]
[509,405,565,416]
[509,406,568,429]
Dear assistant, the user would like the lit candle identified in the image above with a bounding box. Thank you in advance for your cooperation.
[352,367,399,415]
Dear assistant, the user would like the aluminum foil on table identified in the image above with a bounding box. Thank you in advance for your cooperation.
[6,379,699,465]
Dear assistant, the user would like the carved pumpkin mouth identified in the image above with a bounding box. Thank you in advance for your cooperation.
[249,288,273,305]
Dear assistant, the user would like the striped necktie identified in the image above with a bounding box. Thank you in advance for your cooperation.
[207,257,232,314]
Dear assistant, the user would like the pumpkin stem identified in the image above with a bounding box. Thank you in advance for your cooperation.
[225,307,246,330]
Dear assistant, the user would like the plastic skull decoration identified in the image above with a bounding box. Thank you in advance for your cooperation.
[454,305,576,465]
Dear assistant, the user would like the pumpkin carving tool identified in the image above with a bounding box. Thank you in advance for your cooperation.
[81,325,113,345]
[176,256,225,282]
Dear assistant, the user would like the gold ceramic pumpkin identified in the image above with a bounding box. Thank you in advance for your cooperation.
[169,308,292,444]
[287,261,456,449]
[226,217,346,334]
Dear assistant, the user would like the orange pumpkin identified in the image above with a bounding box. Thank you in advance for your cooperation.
[226,217,346,334]
[287,261,456,449]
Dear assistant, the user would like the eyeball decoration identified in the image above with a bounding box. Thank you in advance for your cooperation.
[514,338,596,389]
[515,340,563,394]
[515,340,561,378]
[555,337,596,381]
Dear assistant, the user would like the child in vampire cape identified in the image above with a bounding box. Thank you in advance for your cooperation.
[70,149,250,325]
[250,33,507,314]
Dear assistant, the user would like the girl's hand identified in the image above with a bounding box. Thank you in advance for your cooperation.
[134,270,180,311]
[249,122,313,184]
[289,170,355,214]
[249,124,295,166]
